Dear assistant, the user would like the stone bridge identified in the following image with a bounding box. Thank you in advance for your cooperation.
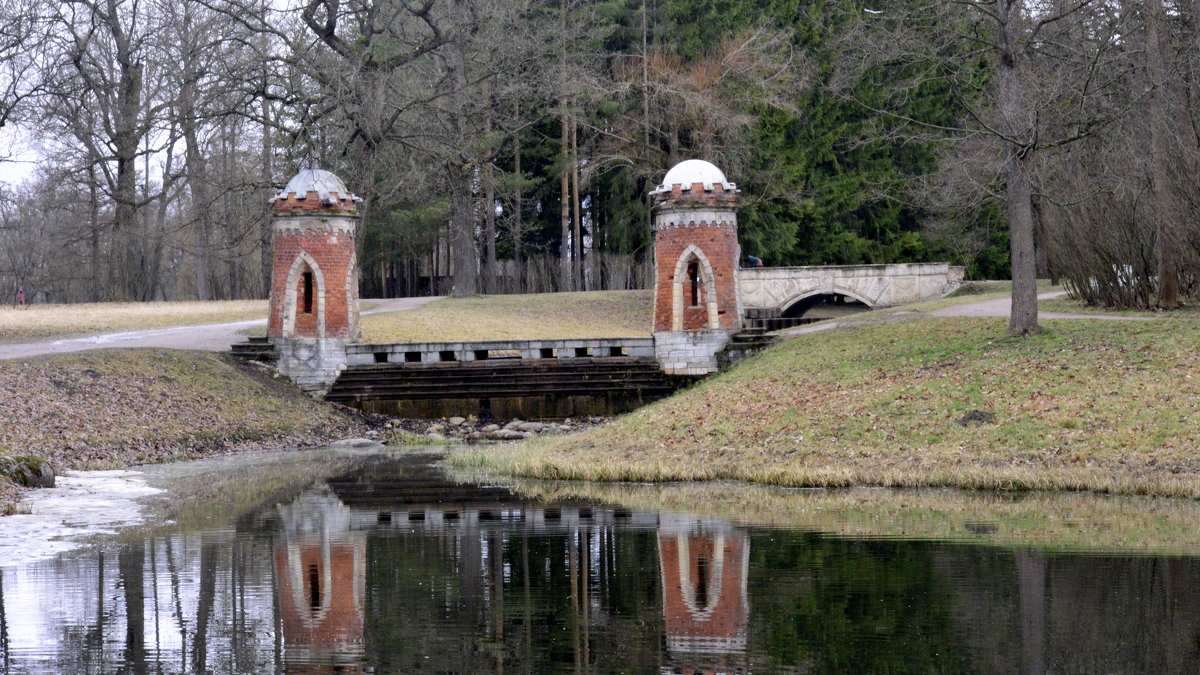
[737,262,965,316]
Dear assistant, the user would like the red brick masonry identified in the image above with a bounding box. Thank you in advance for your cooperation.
[652,182,741,333]
[267,190,359,340]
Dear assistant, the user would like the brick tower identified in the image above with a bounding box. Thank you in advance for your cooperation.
[268,169,362,393]
[651,159,742,374]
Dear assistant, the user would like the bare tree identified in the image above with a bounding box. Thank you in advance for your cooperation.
[42,0,181,300]
[845,0,1137,334]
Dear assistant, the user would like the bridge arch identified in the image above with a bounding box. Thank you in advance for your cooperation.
[779,287,875,318]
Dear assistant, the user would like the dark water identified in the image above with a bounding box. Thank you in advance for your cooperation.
[3,454,1200,674]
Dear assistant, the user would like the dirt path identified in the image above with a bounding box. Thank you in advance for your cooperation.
[0,296,441,361]
[930,290,1148,319]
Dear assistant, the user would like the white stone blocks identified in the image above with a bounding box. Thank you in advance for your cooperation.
[653,329,736,375]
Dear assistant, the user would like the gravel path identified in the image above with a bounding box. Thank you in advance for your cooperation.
[0,296,441,361]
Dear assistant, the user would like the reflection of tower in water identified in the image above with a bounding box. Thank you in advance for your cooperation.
[658,516,750,675]
[274,490,367,674]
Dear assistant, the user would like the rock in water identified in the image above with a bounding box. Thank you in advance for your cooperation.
[491,429,528,441]
[0,456,55,488]
[327,438,384,449]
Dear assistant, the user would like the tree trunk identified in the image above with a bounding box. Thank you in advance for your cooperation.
[450,166,478,296]
[449,0,478,297]
[182,91,213,301]
[1147,0,1178,309]
[559,0,572,291]
[260,67,274,296]
[88,163,103,302]
[484,100,497,294]
[997,0,1039,335]
[112,57,144,301]
[513,101,525,293]
[571,109,583,290]
[560,107,572,291]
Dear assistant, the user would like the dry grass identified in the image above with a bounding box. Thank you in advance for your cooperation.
[360,290,653,343]
[1039,295,1200,317]
[451,311,1200,497]
[0,348,365,471]
[466,479,1200,555]
[0,300,267,343]
[0,476,17,515]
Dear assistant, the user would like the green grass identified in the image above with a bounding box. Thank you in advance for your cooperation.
[360,290,653,343]
[450,310,1200,497]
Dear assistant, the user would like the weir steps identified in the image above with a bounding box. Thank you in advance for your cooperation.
[716,328,780,368]
[230,336,276,363]
[325,357,682,404]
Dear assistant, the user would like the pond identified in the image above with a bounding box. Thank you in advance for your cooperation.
[2,448,1200,673]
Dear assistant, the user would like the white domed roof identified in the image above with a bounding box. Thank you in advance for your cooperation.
[651,159,737,195]
[271,168,362,205]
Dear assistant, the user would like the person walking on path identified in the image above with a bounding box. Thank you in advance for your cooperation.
[16,286,24,308]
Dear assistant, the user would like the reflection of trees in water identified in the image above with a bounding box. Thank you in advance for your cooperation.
[946,550,1200,673]
[746,534,976,672]
[29,534,281,673]
[362,519,667,672]
[12,478,1200,672]
[0,567,8,670]
[119,546,146,673]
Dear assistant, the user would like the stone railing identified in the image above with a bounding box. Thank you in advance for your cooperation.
[345,337,655,366]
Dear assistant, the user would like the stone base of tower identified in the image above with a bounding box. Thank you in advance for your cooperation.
[654,329,737,375]
[274,337,350,395]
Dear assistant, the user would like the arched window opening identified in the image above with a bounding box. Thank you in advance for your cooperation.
[688,261,701,307]
[695,555,710,608]
[308,562,321,609]
[302,271,314,314]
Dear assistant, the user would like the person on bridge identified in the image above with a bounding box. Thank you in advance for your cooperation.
[744,255,763,268]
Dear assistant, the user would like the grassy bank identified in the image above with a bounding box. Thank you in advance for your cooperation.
[452,311,1200,497]
[0,300,267,343]
[360,290,652,342]
[0,348,366,475]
